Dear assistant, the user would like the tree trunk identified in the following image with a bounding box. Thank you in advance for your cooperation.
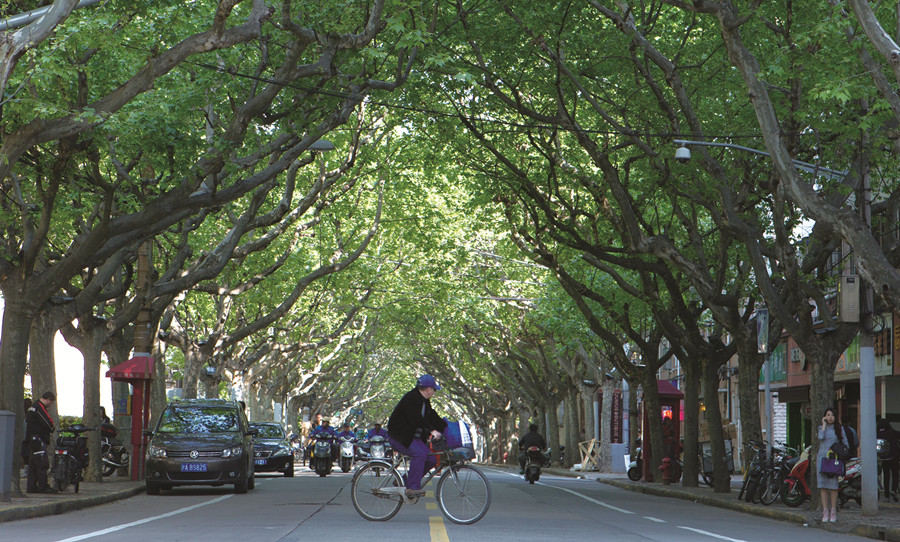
[737,342,765,459]
[564,386,580,468]
[1,293,39,496]
[703,360,730,493]
[81,321,105,483]
[600,378,614,472]
[29,313,58,410]
[682,363,700,488]
[545,399,561,464]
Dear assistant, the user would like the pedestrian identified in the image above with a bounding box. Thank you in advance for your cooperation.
[99,406,111,424]
[24,391,57,493]
[387,374,448,499]
[877,418,899,502]
[817,407,848,523]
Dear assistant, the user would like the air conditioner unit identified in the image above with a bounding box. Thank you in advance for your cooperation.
[839,275,860,323]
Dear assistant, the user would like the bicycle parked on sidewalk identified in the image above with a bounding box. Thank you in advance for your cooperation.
[350,441,491,525]
[756,441,799,505]
[737,440,767,503]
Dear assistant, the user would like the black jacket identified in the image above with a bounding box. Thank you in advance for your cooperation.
[518,430,546,451]
[25,400,55,445]
[388,388,447,448]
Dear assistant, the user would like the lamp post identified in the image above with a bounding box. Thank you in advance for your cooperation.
[675,139,877,514]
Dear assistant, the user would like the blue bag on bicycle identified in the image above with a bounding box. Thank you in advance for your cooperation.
[443,418,472,448]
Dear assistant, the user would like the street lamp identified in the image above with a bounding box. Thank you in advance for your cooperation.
[309,139,335,152]
[673,139,847,181]
[676,138,878,513]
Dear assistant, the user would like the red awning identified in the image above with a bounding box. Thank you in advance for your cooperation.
[657,379,684,398]
[106,355,153,381]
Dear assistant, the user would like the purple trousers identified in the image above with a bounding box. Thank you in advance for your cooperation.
[388,436,436,490]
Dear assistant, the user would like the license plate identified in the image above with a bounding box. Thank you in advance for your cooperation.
[180,463,207,472]
[255,459,267,466]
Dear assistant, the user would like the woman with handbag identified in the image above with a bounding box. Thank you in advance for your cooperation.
[817,408,849,523]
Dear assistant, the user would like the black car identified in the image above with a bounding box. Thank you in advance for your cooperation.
[144,398,257,495]
[249,422,294,477]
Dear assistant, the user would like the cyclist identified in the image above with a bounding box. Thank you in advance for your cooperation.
[387,374,448,499]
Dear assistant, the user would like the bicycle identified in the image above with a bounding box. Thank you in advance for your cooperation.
[737,440,766,502]
[757,441,798,506]
[350,442,491,525]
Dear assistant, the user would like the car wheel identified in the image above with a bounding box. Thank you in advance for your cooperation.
[285,462,294,477]
[248,470,255,490]
[235,475,249,494]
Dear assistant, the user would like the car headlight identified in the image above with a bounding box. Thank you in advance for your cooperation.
[148,445,167,458]
[274,446,291,456]
[222,445,243,458]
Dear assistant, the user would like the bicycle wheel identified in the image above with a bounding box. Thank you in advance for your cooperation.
[436,464,491,525]
[351,462,404,521]
[759,471,782,505]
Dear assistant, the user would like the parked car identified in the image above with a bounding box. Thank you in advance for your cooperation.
[144,398,257,495]
[249,422,294,477]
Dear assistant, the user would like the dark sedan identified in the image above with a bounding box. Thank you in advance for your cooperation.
[249,422,294,477]
[144,398,257,494]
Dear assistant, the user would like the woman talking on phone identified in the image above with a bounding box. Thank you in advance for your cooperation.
[818,408,849,523]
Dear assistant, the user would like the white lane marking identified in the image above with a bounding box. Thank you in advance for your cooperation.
[677,526,747,542]
[644,516,666,523]
[536,482,635,514]
[54,494,233,542]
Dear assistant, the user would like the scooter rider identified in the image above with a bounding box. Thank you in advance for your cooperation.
[337,423,356,440]
[367,422,388,439]
[387,374,448,499]
[517,423,547,474]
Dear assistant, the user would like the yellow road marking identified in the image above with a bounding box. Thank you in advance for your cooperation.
[430,516,450,542]
[426,502,437,510]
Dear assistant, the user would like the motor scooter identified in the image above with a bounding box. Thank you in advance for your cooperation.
[99,422,130,477]
[289,433,303,463]
[782,446,812,507]
[523,446,549,484]
[627,446,642,481]
[366,435,392,461]
[309,430,334,477]
[339,435,356,473]
[54,425,93,493]
[839,457,862,508]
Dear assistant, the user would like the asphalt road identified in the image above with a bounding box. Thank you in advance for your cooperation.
[0,464,870,542]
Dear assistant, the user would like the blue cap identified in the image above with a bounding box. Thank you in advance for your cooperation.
[417,374,441,391]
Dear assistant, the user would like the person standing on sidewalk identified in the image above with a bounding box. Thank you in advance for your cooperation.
[24,391,57,493]
[877,418,899,501]
[817,408,848,523]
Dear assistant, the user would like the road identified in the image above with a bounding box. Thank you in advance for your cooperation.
[1,465,867,542]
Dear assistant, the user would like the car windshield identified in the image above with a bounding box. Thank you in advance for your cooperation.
[157,406,239,433]
[252,424,284,439]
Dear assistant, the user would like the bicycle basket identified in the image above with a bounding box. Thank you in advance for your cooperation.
[448,446,476,462]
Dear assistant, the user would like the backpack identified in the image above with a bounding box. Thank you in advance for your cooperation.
[844,425,859,454]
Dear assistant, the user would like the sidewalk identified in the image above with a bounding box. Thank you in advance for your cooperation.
[0,472,144,523]
[538,466,900,541]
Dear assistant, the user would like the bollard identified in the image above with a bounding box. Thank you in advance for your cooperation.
[0,411,16,502]
[659,457,673,485]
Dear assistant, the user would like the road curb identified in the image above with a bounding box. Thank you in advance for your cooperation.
[0,484,145,524]
[597,477,807,524]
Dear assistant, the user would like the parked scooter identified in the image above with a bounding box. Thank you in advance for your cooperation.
[627,445,642,481]
[523,446,550,484]
[308,430,334,477]
[99,422,130,477]
[839,457,862,508]
[782,446,813,507]
[54,425,93,493]
[339,435,356,473]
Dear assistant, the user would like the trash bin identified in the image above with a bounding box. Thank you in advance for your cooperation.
[0,411,15,502]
